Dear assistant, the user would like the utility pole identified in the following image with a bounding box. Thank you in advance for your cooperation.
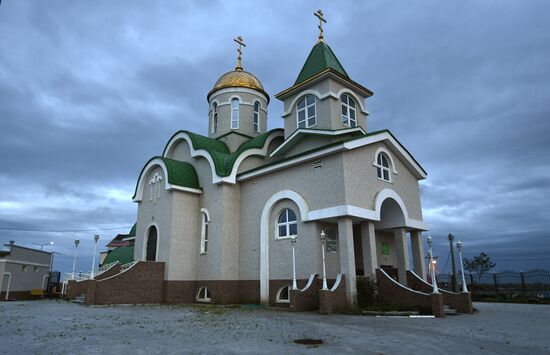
[448,233,459,292]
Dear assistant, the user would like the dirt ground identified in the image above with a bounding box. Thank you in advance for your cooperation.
[0,300,549,354]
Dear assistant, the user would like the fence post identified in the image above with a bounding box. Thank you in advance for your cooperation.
[493,272,498,295]
[520,271,526,295]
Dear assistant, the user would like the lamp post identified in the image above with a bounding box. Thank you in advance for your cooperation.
[37,241,54,251]
[71,239,80,280]
[427,236,439,294]
[290,236,297,290]
[456,240,468,293]
[91,234,100,279]
[448,233,459,292]
[320,230,328,290]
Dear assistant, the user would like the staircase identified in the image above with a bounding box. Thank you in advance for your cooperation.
[444,305,459,316]
[70,295,85,304]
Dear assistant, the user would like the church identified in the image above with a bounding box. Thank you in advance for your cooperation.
[67,12,472,315]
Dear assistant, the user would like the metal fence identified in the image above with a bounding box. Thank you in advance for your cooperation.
[436,269,550,296]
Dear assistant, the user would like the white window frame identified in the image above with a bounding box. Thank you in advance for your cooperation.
[340,94,357,128]
[275,285,291,303]
[231,98,239,129]
[211,102,218,134]
[253,101,260,133]
[375,152,392,182]
[196,286,211,303]
[296,95,316,128]
[276,208,298,240]
[200,209,210,255]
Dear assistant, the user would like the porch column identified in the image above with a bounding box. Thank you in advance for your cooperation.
[338,217,357,307]
[410,230,426,280]
[393,228,410,286]
[360,221,377,281]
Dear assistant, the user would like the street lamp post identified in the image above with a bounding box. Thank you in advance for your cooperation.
[91,234,100,279]
[456,240,468,293]
[320,230,328,291]
[427,236,439,294]
[38,241,54,251]
[71,239,80,280]
[290,236,297,290]
[448,233,459,292]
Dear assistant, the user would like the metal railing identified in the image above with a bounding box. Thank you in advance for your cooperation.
[436,269,550,296]
[63,261,119,282]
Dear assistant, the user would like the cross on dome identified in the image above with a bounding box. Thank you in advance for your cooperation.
[314,9,327,42]
[234,35,246,71]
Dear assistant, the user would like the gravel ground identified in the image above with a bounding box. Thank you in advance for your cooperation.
[0,300,549,354]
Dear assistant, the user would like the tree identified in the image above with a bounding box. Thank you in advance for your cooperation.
[463,252,496,282]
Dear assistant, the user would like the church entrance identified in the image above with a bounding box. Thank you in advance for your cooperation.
[146,226,158,261]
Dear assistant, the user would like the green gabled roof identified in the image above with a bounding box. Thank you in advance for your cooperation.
[128,223,136,237]
[166,129,284,177]
[103,245,134,266]
[159,157,200,189]
[294,41,349,86]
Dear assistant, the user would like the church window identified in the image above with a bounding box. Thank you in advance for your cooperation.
[376,152,391,182]
[296,95,316,128]
[196,286,211,302]
[276,285,290,303]
[200,210,209,254]
[277,208,297,239]
[340,94,357,127]
[231,98,239,129]
[146,225,158,261]
[253,102,260,133]
[211,102,218,134]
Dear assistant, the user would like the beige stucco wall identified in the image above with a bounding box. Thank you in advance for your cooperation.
[208,90,268,149]
[342,142,424,221]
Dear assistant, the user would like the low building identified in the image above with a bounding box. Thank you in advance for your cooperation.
[0,241,52,300]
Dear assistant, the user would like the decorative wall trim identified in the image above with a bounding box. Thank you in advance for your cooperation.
[260,190,310,305]
[133,158,202,202]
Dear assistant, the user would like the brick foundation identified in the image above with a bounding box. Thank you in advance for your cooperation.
[377,269,445,317]
[0,291,43,301]
[319,276,347,315]
[406,270,473,314]
[289,275,319,312]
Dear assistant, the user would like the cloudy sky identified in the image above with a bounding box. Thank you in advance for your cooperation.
[1,1,549,275]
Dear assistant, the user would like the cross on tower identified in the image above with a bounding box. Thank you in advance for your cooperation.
[234,35,246,71]
[314,9,327,42]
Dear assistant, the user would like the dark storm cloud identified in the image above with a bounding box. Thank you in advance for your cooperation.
[1,1,549,273]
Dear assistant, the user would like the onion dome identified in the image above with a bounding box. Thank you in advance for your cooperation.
[207,69,269,103]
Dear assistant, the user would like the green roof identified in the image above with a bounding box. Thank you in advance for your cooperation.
[128,223,136,237]
[294,41,349,86]
[159,157,200,189]
[103,245,134,266]
[165,129,283,177]
[132,157,200,199]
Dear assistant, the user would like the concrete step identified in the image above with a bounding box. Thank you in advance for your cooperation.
[444,305,459,315]
[70,296,85,304]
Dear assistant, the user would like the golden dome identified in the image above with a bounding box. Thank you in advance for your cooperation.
[208,69,269,103]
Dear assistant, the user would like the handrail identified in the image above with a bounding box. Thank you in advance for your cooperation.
[330,274,342,292]
[300,274,318,292]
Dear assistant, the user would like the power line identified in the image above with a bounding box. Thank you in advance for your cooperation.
[0,226,133,232]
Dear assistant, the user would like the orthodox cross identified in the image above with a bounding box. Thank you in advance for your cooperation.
[234,35,246,71]
[314,9,327,41]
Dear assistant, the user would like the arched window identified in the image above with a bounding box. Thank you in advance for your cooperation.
[276,285,290,303]
[376,153,391,182]
[211,102,218,134]
[253,102,260,133]
[296,95,316,128]
[146,226,158,261]
[200,210,209,254]
[340,94,357,127]
[231,98,239,129]
[277,208,297,239]
[196,286,211,302]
